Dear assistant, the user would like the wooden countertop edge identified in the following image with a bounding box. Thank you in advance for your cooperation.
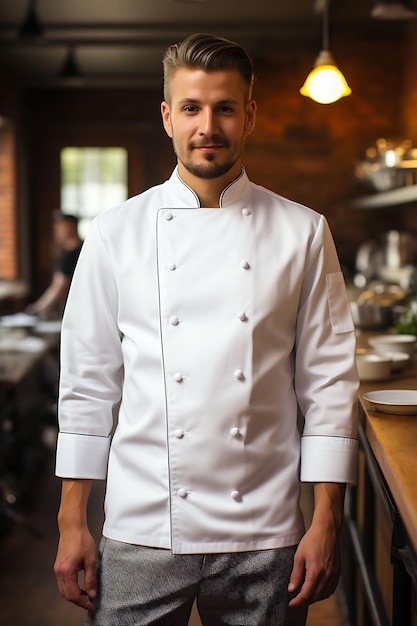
[359,395,417,555]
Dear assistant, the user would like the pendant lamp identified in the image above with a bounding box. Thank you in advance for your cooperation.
[19,0,44,37]
[300,0,351,105]
[59,47,82,79]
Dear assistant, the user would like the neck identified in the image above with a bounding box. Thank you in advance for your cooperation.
[177,162,241,208]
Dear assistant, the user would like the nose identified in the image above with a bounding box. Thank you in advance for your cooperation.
[199,108,216,135]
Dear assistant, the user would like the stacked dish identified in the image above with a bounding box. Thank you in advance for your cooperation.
[356,334,415,381]
[356,352,392,381]
[368,334,417,358]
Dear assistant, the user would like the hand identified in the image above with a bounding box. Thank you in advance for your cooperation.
[288,520,341,607]
[54,526,97,611]
[288,482,344,607]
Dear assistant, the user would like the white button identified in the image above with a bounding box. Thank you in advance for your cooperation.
[238,311,247,321]
[178,488,188,498]
[174,429,184,439]
[234,369,245,380]
[174,372,183,382]
[231,490,241,501]
[169,315,179,326]
[242,207,251,216]
[230,427,240,438]
[167,262,176,271]
[163,211,173,221]
[240,259,250,270]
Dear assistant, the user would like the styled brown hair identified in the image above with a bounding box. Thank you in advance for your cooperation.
[163,33,255,103]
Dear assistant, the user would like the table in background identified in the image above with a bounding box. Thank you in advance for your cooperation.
[0,325,60,527]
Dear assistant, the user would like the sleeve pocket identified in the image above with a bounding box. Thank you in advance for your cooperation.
[326,272,355,334]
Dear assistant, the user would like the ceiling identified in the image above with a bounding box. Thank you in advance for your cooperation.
[0,0,410,89]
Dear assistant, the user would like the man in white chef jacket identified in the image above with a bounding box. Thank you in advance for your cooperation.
[54,33,358,626]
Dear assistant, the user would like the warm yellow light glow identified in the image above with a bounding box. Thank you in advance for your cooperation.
[300,50,352,105]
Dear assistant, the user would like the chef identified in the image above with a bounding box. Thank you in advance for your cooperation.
[54,33,358,626]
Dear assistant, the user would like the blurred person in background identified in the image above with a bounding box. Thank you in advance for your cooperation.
[27,211,83,318]
[27,212,83,438]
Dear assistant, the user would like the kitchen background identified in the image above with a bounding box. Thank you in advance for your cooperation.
[2,0,417,304]
[2,3,417,626]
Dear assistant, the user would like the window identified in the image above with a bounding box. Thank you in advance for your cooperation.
[0,120,17,280]
[60,147,128,239]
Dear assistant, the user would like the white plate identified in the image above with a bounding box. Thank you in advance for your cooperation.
[0,312,37,328]
[35,320,62,334]
[363,390,417,415]
[16,336,47,352]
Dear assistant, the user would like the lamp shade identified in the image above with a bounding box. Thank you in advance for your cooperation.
[300,50,352,104]
[371,1,417,19]
[19,0,44,37]
[59,48,82,79]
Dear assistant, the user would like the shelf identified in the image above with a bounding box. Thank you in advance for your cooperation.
[351,184,417,209]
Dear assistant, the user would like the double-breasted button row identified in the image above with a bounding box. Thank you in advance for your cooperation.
[173,426,241,441]
[177,487,242,501]
[170,309,247,324]
[167,259,250,272]
[168,317,247,381]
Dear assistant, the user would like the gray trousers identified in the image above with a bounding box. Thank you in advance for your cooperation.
[86,538,308,626]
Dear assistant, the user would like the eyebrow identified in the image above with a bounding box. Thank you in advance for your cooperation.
[177,98,240,106]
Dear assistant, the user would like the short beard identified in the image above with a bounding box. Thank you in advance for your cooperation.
[178,154,239,180]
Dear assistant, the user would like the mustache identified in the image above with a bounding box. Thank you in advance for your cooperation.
[190,137,229,148]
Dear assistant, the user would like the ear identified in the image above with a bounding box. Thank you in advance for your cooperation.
[244,100,257,137]
[161,101,173,138]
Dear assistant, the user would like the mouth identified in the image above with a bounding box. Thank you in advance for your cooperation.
[193,144,226,155]
[195,143,223,148]
[192,137,228,149]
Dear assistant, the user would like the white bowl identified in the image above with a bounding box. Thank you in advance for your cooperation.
[382,351,411,373]
[368,334,417,358]
[356,353,392,381]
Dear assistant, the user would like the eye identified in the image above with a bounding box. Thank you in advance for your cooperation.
[218,106,235,114]
[183,105,199,113]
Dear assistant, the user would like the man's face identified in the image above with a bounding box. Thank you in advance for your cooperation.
[161,68,256,183]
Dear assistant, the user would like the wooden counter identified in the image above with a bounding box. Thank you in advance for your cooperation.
[357,333,417,555]
[341,332,417,626]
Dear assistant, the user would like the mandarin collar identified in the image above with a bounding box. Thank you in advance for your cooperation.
[168,166,251,209]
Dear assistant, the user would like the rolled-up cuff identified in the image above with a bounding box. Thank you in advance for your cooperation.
[300,435,358,485]
[55,431,110,479]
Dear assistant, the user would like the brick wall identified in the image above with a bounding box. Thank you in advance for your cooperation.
[25,24,416,287]
[243,31,408,272]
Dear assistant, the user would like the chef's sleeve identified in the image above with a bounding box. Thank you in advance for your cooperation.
[55,218,123,480]
[295,215,359,485]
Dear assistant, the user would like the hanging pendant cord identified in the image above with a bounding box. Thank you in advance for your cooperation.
[322,1,330,51]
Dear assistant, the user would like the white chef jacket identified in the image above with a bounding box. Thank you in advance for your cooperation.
[56,166,358,554]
